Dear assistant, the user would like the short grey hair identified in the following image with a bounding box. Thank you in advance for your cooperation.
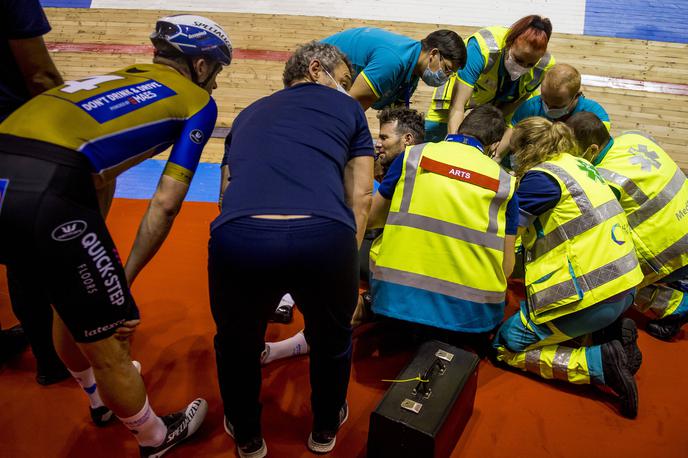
[282,41,352,87]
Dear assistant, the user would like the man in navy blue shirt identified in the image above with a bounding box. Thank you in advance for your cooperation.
[212,41,373,457]
[0,0,67,384]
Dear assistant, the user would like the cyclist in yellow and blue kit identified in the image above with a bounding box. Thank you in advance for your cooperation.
[0,14,231,458]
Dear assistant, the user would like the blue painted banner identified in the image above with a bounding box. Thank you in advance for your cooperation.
[41,0,92,7]
[584,0,688,44]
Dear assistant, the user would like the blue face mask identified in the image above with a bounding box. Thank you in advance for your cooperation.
[421,54,450,87]
[542,97,576,119]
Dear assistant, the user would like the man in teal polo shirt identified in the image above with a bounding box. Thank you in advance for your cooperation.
[495,63,610,162]
[322,27,466,110]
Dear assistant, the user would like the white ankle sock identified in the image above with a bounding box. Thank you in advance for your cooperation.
[263,330,309,364]
[278,293,295,309]
[118,397,166,447]
[69,367,104,409]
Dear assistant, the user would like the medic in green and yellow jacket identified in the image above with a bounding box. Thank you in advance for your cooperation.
[567,112,688,340]
[493,118,642,419]
[367,107,518,332]
[425,16,555,142]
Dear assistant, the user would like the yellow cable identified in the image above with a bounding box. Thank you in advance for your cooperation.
[381,374,429,383]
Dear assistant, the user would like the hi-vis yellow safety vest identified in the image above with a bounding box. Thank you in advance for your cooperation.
[596,132,688,287]
[425,26,554,124]
[370,139,516,332]
[523,153,643,324]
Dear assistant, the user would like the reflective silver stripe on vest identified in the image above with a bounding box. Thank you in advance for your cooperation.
[552,347,573,381]
[478,29,500,73]
[434,80,449,109]
[649,286,675,316]
[398,143,512,236]
[626,168,687,228]
[597,168,649,205]
[530,163,624,260]
[399,144,425,212]
[525,349,541,373]
[647,233,688,269]
[372,265,506,303]
[539,163,593,214]
[635,286,656,311]
[386,212,504,250]
[487,168,513,234]
[525,52,552,91]
[529,251,639,311]
[622,130,658,143]
[531,200,623,260]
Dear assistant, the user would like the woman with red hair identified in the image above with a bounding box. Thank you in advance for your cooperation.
[425,15,555,141]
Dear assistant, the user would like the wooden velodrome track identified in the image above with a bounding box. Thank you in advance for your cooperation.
[1,7,688,458]
[44,8,688,168]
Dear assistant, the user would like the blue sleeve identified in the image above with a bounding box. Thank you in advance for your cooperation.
[581,98,611,125]
[377,152,404,199]
[5,0,51,39]
[510,97,540,127]
[456,38,485,87]
[505,193,519,235]
[515,171,561,226]
[167,97,217,177]
[360,47,406,98]
[349,103,375,158]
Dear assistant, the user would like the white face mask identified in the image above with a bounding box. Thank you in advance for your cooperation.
[324,69,351,97]
[504,50,529,81]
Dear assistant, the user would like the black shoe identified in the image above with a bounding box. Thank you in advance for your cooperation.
[308,401,349,454]
[0,325,28,365]
[646,313,688,341]
[90,405,114,427]
[601,341,638,419]
[224,416,267,458]
[139,398,208,458]
[593,318,642,375]
[268,303,293,324]
[36,364,71,386]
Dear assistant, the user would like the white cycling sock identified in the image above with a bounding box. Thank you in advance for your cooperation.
[262,330,309,364]
[69,367,104,409]
[118,397,166,447]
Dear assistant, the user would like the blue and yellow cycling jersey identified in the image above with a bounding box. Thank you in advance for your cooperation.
[0,63,217,183]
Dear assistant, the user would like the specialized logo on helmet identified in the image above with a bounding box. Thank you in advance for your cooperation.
[628,144,661,172]
[193,20,230,45]
[51,220,88,242]
[611,223,626,245]
[576,159,605,184]
[190,129,204,144]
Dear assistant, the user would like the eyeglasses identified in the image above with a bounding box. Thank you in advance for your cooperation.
[437,55,455,77]
[510,51,538,69]
[544,92,581,110]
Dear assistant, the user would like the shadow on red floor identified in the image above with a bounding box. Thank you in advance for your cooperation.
[1,199,687,457]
